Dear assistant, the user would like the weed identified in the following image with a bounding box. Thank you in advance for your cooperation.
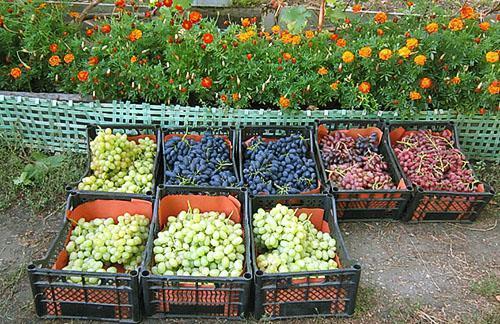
[471,275,500,299]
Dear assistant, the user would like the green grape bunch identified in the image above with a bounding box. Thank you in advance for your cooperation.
[78,128,157,194]
[253,204,338,273]
[152,208,246,278]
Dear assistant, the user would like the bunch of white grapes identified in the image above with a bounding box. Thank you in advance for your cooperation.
[78,128,156,194]
[152,209,245,277]
[63,213,150,284]
[253,204,338,273]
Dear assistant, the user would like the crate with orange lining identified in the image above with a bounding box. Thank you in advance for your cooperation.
[162,127,241,189]
[27,192,154,322]
[249,194,361,319]
[140,185,252,319]
[387,121,494,222]
[238,125,324,196]
[314,119,412,221]
[67,124,162,198]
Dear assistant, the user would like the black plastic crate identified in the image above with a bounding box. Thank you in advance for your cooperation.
[67,123,161,198]
[248,194,361,320]
[386,121,495,222]
[314,119,412,221]
[28,192,154,323]
[238,126,325,195]
[161,127,241,189]
[140,185,252,320]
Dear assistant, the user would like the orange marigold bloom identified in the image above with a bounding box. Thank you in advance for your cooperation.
[220,94,228,102]
[330,81,340,90]
[202,33,214,44]
[488,81,499,95]
[486,51,499,63]
[420,77,432,89]
[376,28,384,36]
[182,20,193,30]
[10,67,21,79]
[374,12,387,24]
[407,1,414,6]
[398,46,411,58]
[460,5,475,19]
[336,38,346,47]
[241,18,250,27]
[189,11,202,24]
[49,43,58,53]
[448,18,464,31]
[115,0,125,8]
[358,81,371,93]
[352,4,362,13]
[479,22,490,31]
[64,53,74,64]
[77,71,89,82]
[342,51,355,63]
[283,52,292,61]
[232,93,240,101]
[378,48,393,60]
[318,67,328,75]
[414,54,426,66]
[409,91,422,100]
[291,35,301,45]
[48,55,61,67]
[425,22,439,34]
[130,55,138,63]
[305,30,314,39]
[406,38,418,50]
[450,76,461,85]
[279,96,290,108]
[88,56,99,66]
[128,29,142,42]
[271,25,281,34]
[358,46,372,58]
[69,11,80,18]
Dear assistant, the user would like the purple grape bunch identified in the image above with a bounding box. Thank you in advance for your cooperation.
[393,130,478,192]
[320,132,395,190]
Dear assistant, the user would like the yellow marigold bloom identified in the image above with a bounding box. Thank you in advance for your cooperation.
[378,48,393,60]
[330,81,340,90]
[486,51,499,63]
[406,38,418,50]
[448,18,464,31]
[279,96,290,108]
[414,54,426,66]
[358,46,372,58]
[398,46,411,58]
[291,35,301,45]
[318,67,328,75]
[281,32,293,44]
[271,25,281,34]
[409,91,422,100]
[425,22,439,34]
[305,30,314,39]
[342,51,355,63]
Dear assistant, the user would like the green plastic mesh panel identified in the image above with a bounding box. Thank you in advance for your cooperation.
[0,95,498,161]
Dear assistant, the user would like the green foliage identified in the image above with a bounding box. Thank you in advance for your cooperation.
[471,275,500,299]
[14,152,66,186]
[280,6,311,34]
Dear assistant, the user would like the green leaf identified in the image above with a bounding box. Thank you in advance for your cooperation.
[326,7,348,21]
[174,0,192,10]
[14,154,66,186]
[280,6,311,34]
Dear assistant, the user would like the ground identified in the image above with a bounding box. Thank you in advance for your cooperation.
[0,139,498,323]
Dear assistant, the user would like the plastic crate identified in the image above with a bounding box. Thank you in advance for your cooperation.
[161,127,240,189]
[238,125,324,195]
[66,123,162,198]
[314,119,412,221]
[27,192,154,322]
[249,194,361,320]
[141,185,252,320]
[387,121,495,222]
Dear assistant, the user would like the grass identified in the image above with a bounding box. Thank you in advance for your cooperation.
[471,275,500,299]
[354,284,377,315]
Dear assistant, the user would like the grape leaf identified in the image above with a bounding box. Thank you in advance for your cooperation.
[14,154,66,185]
[280,6,311,34]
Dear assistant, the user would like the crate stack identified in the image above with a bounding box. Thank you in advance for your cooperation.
[28,121,493,322]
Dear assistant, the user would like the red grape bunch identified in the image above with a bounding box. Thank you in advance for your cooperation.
[393,129,478,192]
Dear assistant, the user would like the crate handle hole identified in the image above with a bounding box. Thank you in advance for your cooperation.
[158,184,165,190]
[65,185,73,192]
[141,270,150,277]
[489,189,496,195]
[130,270,138,277]
[256,270,264,276]
[27,264,36,270]
[417,187,424,193]
[244,272,252,279]
[146,190,153,196]
[333,187,339,192]
[353,264,361,270]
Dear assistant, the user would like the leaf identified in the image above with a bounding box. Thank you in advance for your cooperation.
[174,0,192,10]
[280,6,311,34]
[326,7,348,21]
[14,154,66,186]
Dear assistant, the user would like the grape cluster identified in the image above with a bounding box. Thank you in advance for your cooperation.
[63,213,150,283]
[393,130,478,192]
[163,131,238,187]
[253,204,338,273]
[78,128,157,194]
[152,209,245,277]
[320,132,395,190]
[243,134,318,195]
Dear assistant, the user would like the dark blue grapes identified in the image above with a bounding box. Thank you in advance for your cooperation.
[163,131,238,187]
[243,134,318,195]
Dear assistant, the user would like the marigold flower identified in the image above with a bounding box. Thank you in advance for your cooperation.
[189,11,202,24]
[425,22,439,33]
[479,22,490,31]
[279,96,290,108]
[49,43,58,53]
[336,38,346,47]
[69,11,80,18]
[86,29,93,37]
[232,93,240,101]
[305,30,314,39]
[272,25,280,34]
[488,81,499,95]
[281,32,292,44]
[398,46,411,59]
[318,67,328,75]
[379,48,392,60]
[241,18,250,27]
[406,38,418,50]
[128,29,142,42]
[376,28,384,36]
[115,0,125,8]
[10,67,21,79]
[220,94,228,102]
[414,54,426,66]
[101,24,111,34]
[448,18,464,31]
[460,5,475,19]
[201,77,212,88]
[374,12,387,24]
[409,91,422,100]
[88,56,99,66]
[283,52,292,61]
[358,81,371,93]
[420,77,432,89]
[407,1,414,6]
[342,51,355,63]
[130,55,137,63]
[330,81,340,90]
[358,46,372,58]
[48,55,61,67]
[182,20,192,30]
[64,53,74,64]
[202,33,213,44]
[330,33,339,41]
[77,71,89,82]
[486,51,499,63]
[352,4,362,13]
[450,76,461,85]
[291,35,301,45]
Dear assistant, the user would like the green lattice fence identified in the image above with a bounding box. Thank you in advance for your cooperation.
[0,95,498,161]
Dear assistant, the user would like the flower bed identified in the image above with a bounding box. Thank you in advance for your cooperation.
[0,1,498,113]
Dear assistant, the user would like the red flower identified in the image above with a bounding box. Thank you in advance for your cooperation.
[49,43,58,53]
[189,11,202,24]
[86,29,94,37]
[77,71,89,82]
[115,0,125,8]
[163,0,172,6]
[88,56,99,66]
[247,53,252,60]
[101,24,111,34]
[182,20,192,30]
[201,77,212,88]
[202,33,213,44]
[358,82,371,94]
